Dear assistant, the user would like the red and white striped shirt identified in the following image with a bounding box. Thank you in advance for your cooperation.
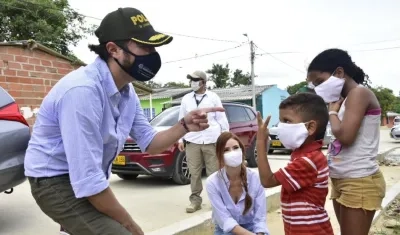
[274,141,333,235]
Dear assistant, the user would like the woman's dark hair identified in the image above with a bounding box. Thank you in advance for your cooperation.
[216,132,252,215]
[88,40,130,61]
[307,48,370,85]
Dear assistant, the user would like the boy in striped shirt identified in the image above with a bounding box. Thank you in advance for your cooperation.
[256,93,333,235]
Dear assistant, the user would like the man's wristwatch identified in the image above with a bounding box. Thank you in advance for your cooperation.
[179,118,190,133]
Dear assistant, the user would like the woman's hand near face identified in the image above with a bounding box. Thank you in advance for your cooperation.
[328,97,344,112]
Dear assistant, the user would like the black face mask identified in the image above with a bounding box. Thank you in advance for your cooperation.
[114,47,162,82]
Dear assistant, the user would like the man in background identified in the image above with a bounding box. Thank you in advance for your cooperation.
[178,70,229,213]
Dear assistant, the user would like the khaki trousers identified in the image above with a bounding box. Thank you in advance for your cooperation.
[185,142,218,205]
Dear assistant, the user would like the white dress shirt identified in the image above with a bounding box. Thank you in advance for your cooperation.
[178,90,229,144]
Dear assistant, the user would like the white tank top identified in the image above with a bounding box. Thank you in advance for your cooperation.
[328,99,381,179]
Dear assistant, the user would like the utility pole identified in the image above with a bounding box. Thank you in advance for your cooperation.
[243,34,256,109]
[250,40,256,109]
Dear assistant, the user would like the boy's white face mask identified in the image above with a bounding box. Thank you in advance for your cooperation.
[277,122,309,150]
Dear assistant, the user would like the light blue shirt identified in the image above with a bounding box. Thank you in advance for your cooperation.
[206,168,269,234]
[24,57,157,198]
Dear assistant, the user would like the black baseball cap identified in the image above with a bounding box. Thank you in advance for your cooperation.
[95,7,173,47]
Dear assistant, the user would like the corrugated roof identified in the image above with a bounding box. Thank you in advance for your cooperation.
[139,87,193,100]
[164,85,274,105]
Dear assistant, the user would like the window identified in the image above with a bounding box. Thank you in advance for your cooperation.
[245,108,256,120]
[143,108,156,121]
[150,106,180,127]
[225,105,250,123]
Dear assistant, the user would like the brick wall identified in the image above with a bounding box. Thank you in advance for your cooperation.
[381,116,395,128]
[0,46,81,126]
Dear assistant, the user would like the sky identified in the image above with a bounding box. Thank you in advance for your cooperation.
[68,0,400,95]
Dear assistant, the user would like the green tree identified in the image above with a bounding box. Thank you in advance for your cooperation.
[206,63,230,88]
[0,0,94,57]
[371,86,397,117]
[392,96,400,114]
[144,80,162,89]
[230,69,251,87]
[163,81,189,88]
[286,81,308,95]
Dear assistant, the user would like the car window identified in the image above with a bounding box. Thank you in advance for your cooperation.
[245,108,256,120]
[225,105,250,123]
[0,86,14,108]
[150,106,180,127]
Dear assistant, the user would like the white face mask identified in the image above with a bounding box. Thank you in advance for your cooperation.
[191,81,200,91]
[277,123,309,150]
[223,148,243,167]
[314,76,345,103]
[307,82,315,89]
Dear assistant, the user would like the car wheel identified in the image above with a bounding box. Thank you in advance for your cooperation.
[172,151,191,185]
[117,174,139,180]
[246,139,258,168]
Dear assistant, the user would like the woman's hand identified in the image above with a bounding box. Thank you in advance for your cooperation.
[328,97,344,112]
[256,112,271,142]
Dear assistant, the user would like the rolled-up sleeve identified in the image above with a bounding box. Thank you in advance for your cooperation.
[178,99,186,143]
[206,178,238,233]
[253,178,269,234]
[214,95,229,132]
[58,86,108,198]
[129,95,157,152]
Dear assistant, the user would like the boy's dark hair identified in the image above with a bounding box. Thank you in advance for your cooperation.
[279,92,329,140]
[88,40,130,61]
[307,48,369,86]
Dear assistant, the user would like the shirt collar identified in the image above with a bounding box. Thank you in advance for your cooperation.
[292,140,323,159]
[94,57,130,98]
[192,90,208,96]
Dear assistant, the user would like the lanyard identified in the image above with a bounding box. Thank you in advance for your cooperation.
[194,94,206,107]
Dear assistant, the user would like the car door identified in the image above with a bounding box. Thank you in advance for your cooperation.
[224,104,255,149]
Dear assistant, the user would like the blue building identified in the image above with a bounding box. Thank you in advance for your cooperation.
[164,85,289,127]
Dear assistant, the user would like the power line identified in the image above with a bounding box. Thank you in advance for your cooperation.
[164,44,245,64]
[0,0,241,44]
[344,38,400,47]
[213,54,248,62]
[351,46,400,52]
[254,44,305,74]
[158,32,242,44]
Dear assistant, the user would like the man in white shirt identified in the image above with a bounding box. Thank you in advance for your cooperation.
[178,70,229,213]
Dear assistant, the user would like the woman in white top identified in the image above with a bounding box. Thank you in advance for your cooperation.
[307,48,385,235]
[206,132,269,235]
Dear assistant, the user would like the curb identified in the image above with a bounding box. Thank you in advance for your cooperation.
[336,147,400,235]
[377,147,399,163]
[147,187,281,235]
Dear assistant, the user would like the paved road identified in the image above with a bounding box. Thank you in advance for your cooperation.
[0,130,398,235]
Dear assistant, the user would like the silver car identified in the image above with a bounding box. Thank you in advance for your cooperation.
[0,87,30,194]
[268,122,332,153]
[390,125,400,140]
[394,116,400,127]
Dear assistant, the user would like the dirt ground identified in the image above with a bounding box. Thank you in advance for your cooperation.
[265,165,400,235]
[369,193,400,235]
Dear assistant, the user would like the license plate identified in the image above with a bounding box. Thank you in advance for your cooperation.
[113,155,126,165]
[271,140,282,147]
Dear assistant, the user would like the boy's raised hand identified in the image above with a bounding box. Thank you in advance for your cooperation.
[256,112,271,142]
